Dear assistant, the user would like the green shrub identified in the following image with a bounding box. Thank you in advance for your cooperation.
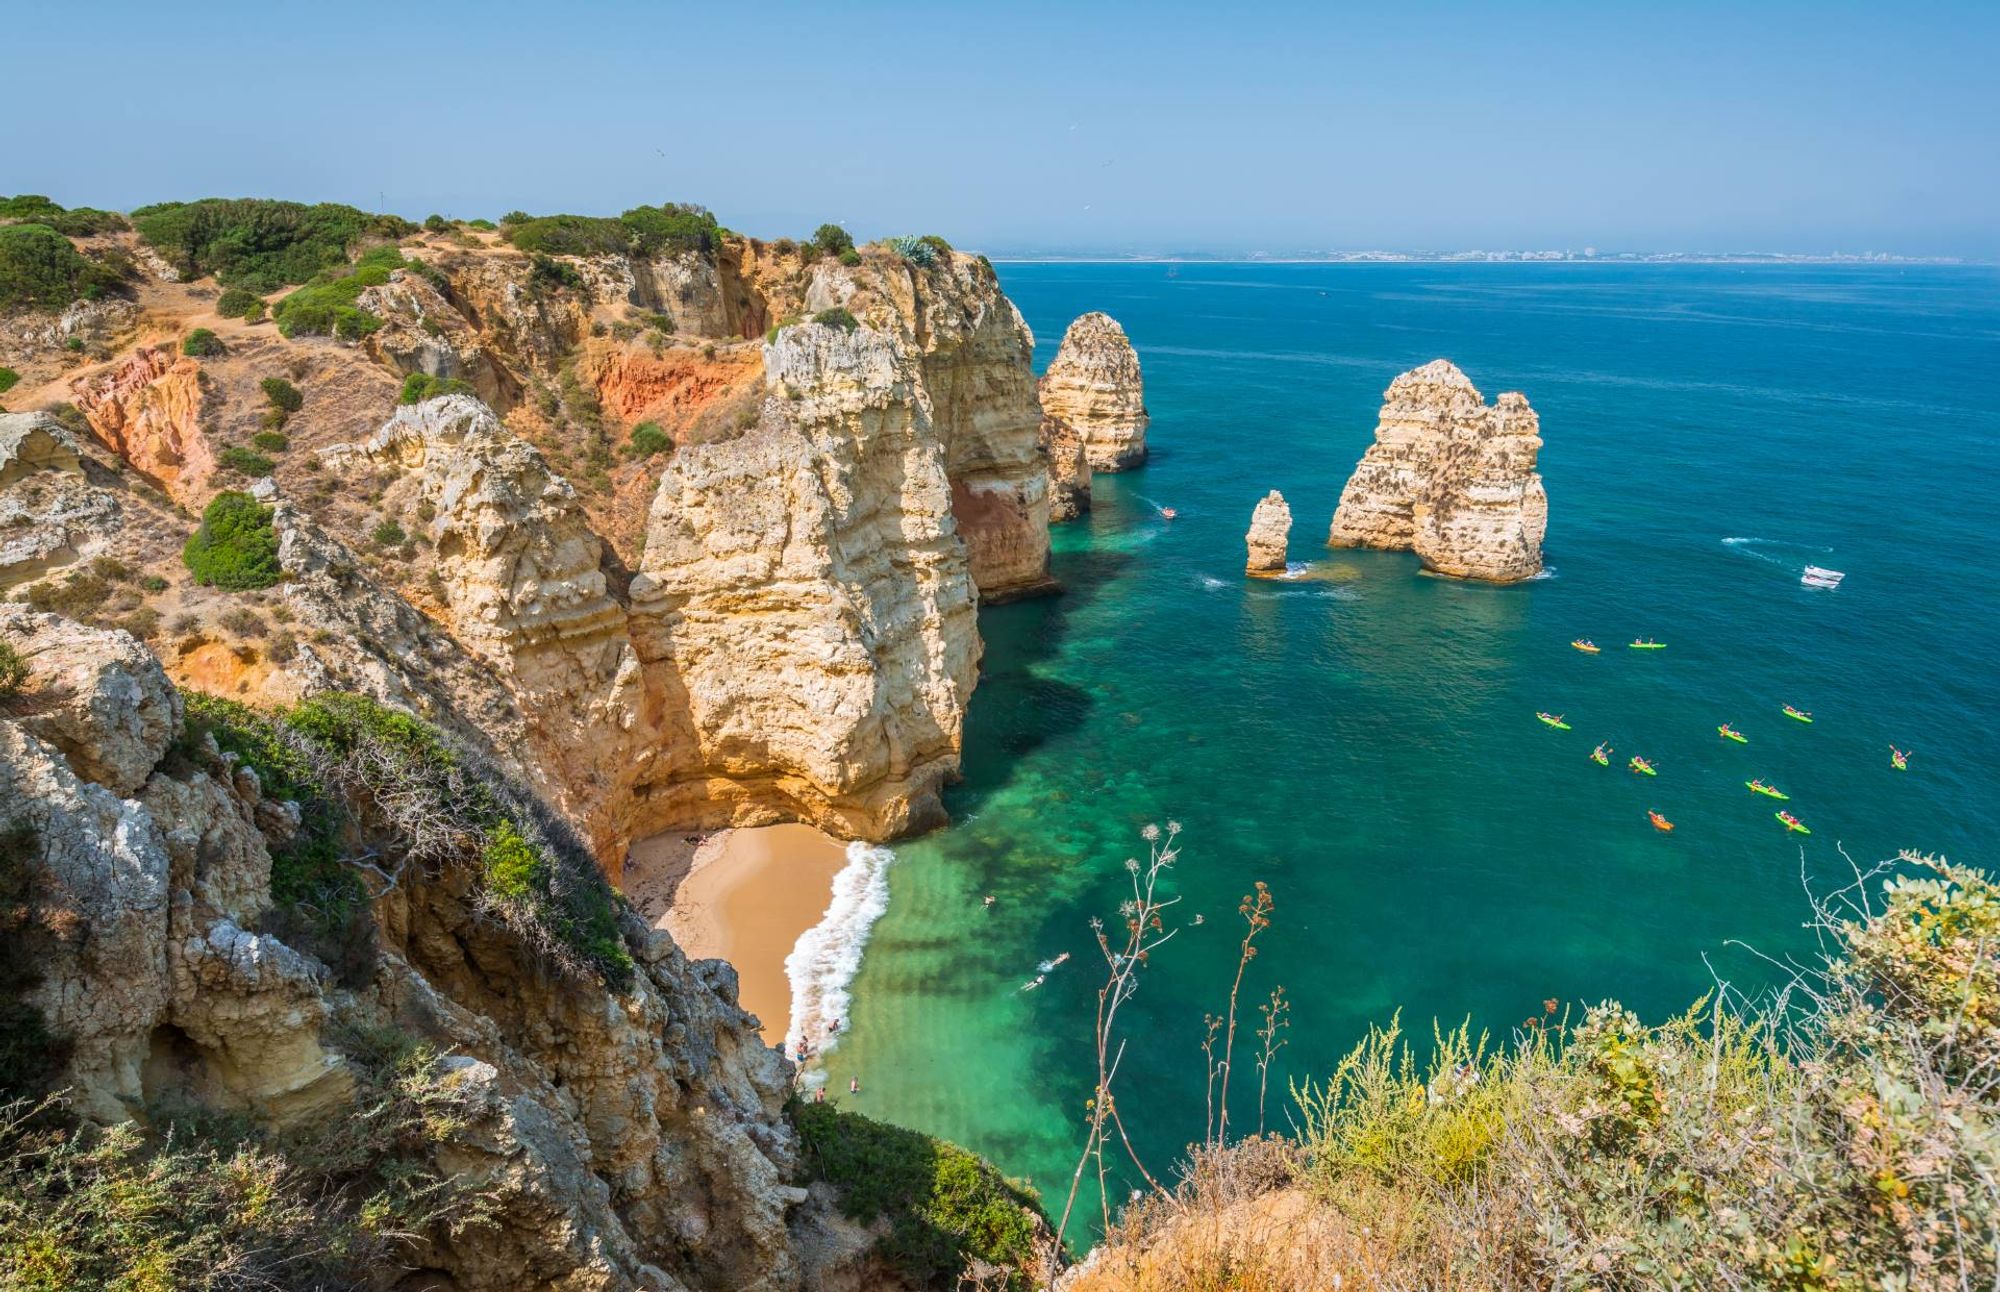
[839,248,862,266]
[219,446,274,476]
[795,1103,1047,1288]
[627,422,670,457]
[182,490,280,589]
[423,214,449,233]
[813,307,859,332]
[0,369,16,395]
[811,223,855,257]
[0,640,25,699]
[252,430,289,453]
[215,285,262,318]
[884,234,952,268]
[371,519,406,547]
[504,203,721,259]
[272,267,382,341]
[19,570,113,618]
[0,223,124,311]
[0,194,128,236]
[180,327,224,357]
[243,298,266,323]
[141,575,168,592]
[466,217,497,231]
[643,311,674,334]
[63,337,83,353]
[260,375,303,412]
[130,198,413,291]
[528,254,587,293]
[397,372,473,405]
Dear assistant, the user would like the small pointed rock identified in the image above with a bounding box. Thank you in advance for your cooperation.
[1246,490,1292,576]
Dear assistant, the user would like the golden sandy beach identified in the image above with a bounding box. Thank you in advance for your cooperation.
[625,824,848,1043]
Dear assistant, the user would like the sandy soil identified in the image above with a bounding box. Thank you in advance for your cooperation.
[625,824,847,1043]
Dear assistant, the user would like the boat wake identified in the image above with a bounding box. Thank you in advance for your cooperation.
[1722,536,1833,568]
[784,842,895,1066]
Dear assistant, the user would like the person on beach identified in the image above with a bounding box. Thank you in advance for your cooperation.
[849,1077,860,1095]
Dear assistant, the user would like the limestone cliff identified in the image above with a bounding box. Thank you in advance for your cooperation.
[69,345,217,502]
[1246,490,1292,575]
[1040,413,1092,521]
[0,612,814,1290]
[626,322,979,842]
[1327,360,1547,582]
[1040,312,1148,471]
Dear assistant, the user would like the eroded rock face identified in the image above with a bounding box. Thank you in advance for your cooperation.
[1246,490,1292,575]
[357,270,507,404]
[0,614,812,1289]
[0,604,180,795]
[69,346,216,502]
[0,411,84,487]
[1039,414,1092,522]
[1328,360,1547,582]
[1040,311,1148,471]
[627,322,978,840]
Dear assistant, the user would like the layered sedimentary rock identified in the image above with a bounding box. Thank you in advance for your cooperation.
[69,346,216,501]
[626,322,979,840]
[1040,311,1148,470]
[1328,360,1547,582]
[1039,413,1092,521]
[802,252,1056,600]
[0,410,84,487]
[357,270,507,404]
[0,613,812,1288]
[1246,490,1292,575]
[0,412,118,586]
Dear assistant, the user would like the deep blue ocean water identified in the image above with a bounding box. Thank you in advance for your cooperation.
[818,262,2000,1234]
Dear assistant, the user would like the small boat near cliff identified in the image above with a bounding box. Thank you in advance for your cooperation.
[1801,566,1845,589]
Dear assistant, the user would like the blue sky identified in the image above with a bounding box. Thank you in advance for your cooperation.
[11,1,1997,256]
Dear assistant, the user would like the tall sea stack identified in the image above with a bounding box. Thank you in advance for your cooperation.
[1327,360,1546,582]
[1246,490,1292,575]
[1038,312,1149,471]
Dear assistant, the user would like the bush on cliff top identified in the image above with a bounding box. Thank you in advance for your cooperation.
[131,198,414,291]
[0,194,128,237]
[398,372,473,405]
[272,246,406,341]
[796,1102,1050,1290]
[504,202,721,259]
[182,490,281,590]
[0,223,125,312]
[180,327,224,357]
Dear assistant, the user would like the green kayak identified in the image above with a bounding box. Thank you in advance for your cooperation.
[1783,706,1813,724]
[1629,640,1667,650]
[1537,712,1570,730]
[1747,780,1789,801]
[1776,811,1811,835]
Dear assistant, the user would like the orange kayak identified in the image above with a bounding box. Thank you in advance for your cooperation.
[1648,811,1675,833]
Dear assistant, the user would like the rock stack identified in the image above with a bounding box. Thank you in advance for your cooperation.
[1245,490,1292,576]
[1038,413,1091,520]
[1327,360,1546,582]
[1038,312,1148,471]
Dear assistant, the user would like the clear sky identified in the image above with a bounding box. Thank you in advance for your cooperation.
[11,0,1998,257]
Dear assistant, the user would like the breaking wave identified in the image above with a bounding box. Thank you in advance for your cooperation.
[784,842,895,1067]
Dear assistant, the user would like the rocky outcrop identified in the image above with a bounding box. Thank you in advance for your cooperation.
[1246,491,1292,576]
[1327,360,1547,582]
[0,411,84,487]
[69,346,216,502]
[1039,413,1092,521]
[626,322,979,841]
[0,614,814,1288]
[332,396,626,663]
[357,270,508,404]
[1040,312,1148,471]
[0,604,180,795]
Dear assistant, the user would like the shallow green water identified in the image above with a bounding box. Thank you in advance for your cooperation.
[818,263,2000,1231]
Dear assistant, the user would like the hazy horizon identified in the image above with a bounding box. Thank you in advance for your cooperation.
[11,0,1998,259]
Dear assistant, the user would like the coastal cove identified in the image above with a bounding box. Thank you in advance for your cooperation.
[806,261,2000,1221]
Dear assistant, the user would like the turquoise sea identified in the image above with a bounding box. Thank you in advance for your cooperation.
[818,262,2000,1234]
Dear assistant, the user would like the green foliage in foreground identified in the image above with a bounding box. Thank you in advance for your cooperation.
[180,327,224,357]
[795,1103,1047,1289]
[0,369,17,395]
[813,307,860,332]
[181,490,280,590]
[811,223,855,257]
[214,285,262,318]
[260,375,303,412]
[1270,854,2000,1291]
[0,1028,496,1289]
[131,198,413,292]
[218,445,274,477]
[0,224,124,312]
[627,422,670,457]
[184,691,632,987]
[883,234,953,268]
[0,194,128,237]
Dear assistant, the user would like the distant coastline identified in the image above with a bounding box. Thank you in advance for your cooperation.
[990,251,1983,266]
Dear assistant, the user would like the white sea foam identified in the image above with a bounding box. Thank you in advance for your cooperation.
[1198,575,1228,590]
[1722,536,1833,569]
[784,841,894,1065]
